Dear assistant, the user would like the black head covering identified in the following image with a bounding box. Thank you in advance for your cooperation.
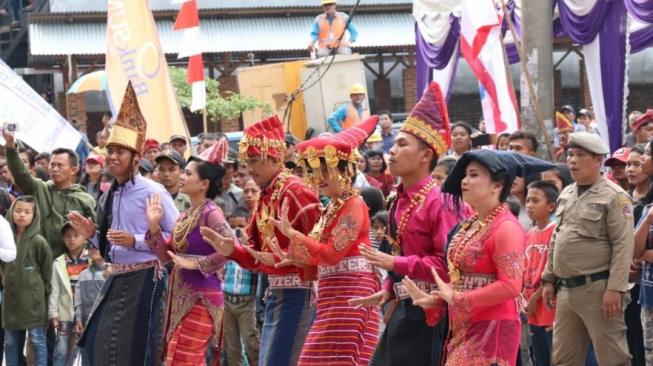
[441,150,555,197]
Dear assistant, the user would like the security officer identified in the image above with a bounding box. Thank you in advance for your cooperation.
[542,132,633,366]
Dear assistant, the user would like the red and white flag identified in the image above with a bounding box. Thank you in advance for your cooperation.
[173,0,205,111]
[460,0,519,134]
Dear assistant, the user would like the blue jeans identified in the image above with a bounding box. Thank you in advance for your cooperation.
[529,325,552,366]
[53,321,74,366]
[4,327,47,366]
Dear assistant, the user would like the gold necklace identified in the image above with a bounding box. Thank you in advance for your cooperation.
[257,169,292,250]
[447,203,507,285]
[172,200,207,251]
[309,190,357,240]
[389,179,438,255]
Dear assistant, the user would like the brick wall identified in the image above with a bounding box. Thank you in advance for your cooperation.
[217,75,241,132]
[64,93,88,132]
[373,78,392,111]
[402,66,417,112]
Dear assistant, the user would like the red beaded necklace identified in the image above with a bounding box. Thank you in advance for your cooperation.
[447,203,507,285]
[389,179,438,255]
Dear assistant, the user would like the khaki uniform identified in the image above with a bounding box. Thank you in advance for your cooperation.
[542,176,634,366]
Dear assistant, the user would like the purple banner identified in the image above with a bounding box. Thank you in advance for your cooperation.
[557,0,611,45]
[415,16,460,100]
[625,0,653,23]
[599,0,628,151]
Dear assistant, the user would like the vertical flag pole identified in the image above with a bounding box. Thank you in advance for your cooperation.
[501,0,554,159]
[202,108,208,134]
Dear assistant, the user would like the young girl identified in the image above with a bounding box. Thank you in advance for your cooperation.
[2,196,52,366]
[432,157,456,186]
[365,150,394,197]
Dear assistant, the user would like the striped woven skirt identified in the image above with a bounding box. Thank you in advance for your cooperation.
[259,286,315,366]
[166,302,221,365]
[298,268,380,366]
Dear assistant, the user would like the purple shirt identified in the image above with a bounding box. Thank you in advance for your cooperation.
[92,174,178,264]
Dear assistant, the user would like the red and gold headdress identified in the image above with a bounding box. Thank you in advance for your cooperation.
[297,116,378,186]
[190,136,229,165]
[107,82,147,154]
[400,81,451,157]
[239,115,286,161]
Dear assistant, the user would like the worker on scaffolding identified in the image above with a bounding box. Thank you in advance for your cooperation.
[327,83,370,132]
[309,0,359,58]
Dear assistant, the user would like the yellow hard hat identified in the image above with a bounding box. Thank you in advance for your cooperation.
[367,131,382,143]
[321,0,336,5]
[349,83,366,95]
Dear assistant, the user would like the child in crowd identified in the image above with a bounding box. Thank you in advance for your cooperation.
[49,222,89,366]
[523,180,559,366]
[222,207,260,366]
[74,247,108,366]
[371,211,389,251]
[2,196,52,366]
[431,157,456,186]
[371,211,390,282]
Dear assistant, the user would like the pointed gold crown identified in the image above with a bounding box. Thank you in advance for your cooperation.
[107,82,147,154]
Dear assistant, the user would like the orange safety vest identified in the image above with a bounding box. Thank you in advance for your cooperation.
[317,13,346,49]
[343,103,370,130]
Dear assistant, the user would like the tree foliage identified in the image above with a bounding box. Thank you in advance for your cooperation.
[170,66,271,122]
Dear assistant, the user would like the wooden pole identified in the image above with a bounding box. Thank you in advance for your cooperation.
[502,0,555,160]
[202,108,208,134]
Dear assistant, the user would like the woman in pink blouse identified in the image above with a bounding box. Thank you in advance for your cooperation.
[404,150,553,365]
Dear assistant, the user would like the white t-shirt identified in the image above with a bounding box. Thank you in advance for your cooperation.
[0,216,17,262]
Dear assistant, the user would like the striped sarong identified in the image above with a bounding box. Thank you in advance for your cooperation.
[166,302,220,365]
[259,288,315,366]
[298,268,381,365]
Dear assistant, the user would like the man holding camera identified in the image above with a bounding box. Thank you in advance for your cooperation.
[2,126,96,258]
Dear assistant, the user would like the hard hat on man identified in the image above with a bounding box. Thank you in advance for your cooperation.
[349,83,366,95]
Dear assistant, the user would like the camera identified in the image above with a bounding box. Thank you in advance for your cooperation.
[4,123,17,133]
[234,228,243,238]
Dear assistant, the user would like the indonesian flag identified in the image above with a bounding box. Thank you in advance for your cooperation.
[460,0,519,134]
[174,0,205,111]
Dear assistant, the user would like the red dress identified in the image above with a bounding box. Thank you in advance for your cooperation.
[289,194,381,366]
[445,205,525,366]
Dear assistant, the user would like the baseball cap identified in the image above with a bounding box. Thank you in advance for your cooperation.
[155,150,186,168]
[577,108,593,118]
[169,135,187,144]
[604,147,630,167]
[139,158,154,173]
[86,154,105,167]
[560,105,575,114]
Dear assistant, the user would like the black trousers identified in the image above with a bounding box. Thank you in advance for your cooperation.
[371,299,448,366]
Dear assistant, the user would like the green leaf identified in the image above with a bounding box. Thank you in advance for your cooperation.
[170,66,271,124]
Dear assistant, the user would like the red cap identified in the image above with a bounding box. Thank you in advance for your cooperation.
[633,110,653,131]
[86,154,105,167]
[143,139,161,152]
[604,147,630,167]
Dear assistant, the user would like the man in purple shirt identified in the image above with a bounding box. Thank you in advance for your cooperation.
[68,83,178,365]
[354,82,460,366]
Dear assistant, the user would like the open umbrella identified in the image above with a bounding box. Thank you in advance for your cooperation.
[67,70,107,94]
